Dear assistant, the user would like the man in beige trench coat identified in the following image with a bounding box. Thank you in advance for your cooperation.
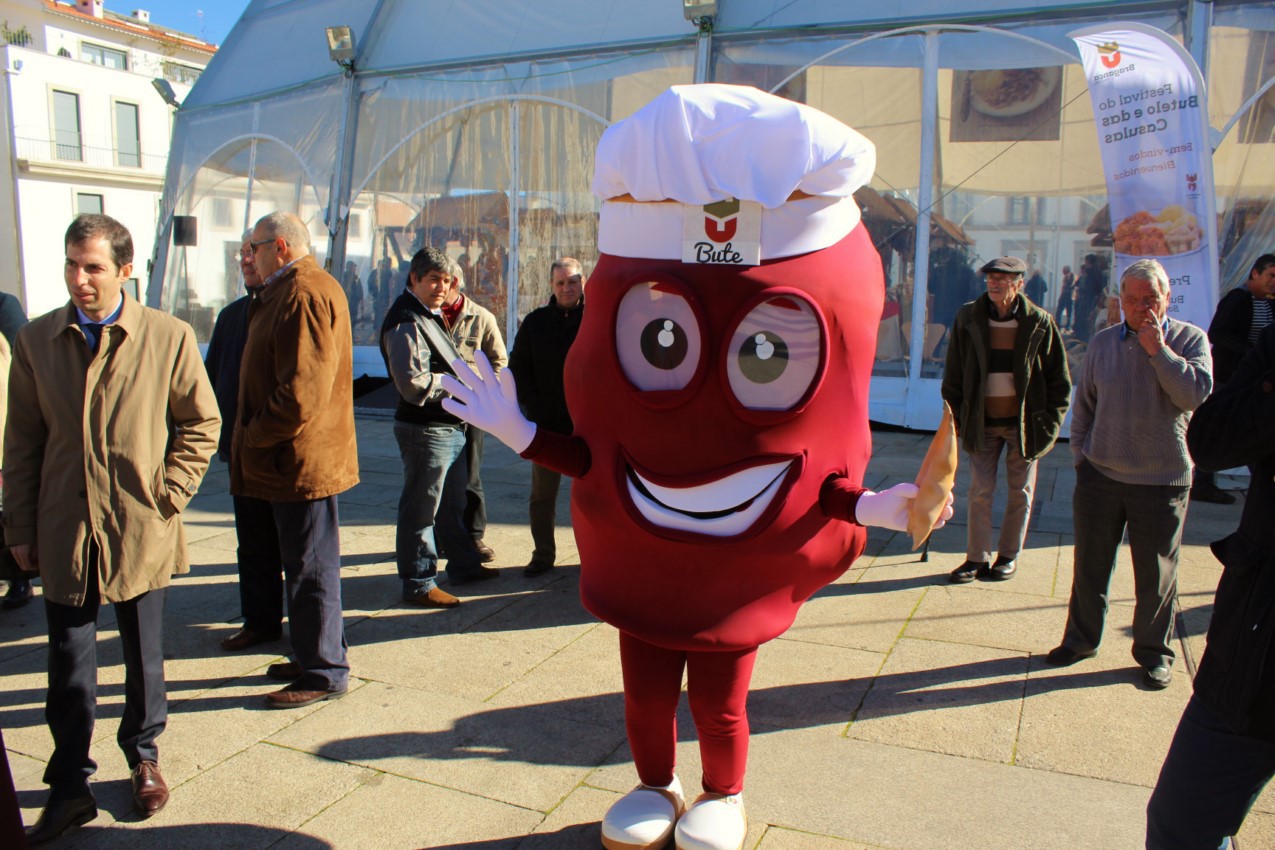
[3,213,219,845]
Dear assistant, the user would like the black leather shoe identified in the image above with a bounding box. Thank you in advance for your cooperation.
[989,556,1017,581]
[25,795,97,845]
[523,560,554,577]
[1144,664,1173,689]
[1045,645,1097,666]
[472,539,496,563]
[1191,485,1237,505]
[448,566,499,585]
[3,578,33,609]
[949,561,987,584]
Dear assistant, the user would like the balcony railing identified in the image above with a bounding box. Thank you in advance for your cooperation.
[14,134,168,173]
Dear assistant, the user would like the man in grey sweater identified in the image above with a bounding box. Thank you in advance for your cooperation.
[1046,259,1213,690]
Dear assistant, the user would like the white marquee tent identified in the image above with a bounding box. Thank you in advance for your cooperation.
[153,0,1275,428]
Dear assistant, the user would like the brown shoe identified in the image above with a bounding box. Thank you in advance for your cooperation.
[131,760,169,817]
[265,683,348,709]
[267,661,303,681]
[220,627,282,652]
[403,587,460,608]
[523,560,554,577]
[473,539,496,563]
[24,794,97,844]
[448,565,500,585]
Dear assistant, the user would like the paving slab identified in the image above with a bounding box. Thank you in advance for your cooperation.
[2,419,1258,849]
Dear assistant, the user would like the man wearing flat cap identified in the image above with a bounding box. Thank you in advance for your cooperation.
[941,255,1071,584]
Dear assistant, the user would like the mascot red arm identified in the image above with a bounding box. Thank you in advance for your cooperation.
[444,84,951,850]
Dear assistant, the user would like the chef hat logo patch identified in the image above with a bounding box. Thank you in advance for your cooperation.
[682,198,762,266]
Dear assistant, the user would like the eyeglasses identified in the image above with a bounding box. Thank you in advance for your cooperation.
[248,238,278,255]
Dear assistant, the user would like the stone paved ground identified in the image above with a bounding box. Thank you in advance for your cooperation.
[1,415,1268,849]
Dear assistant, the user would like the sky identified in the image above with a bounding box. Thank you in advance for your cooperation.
[121,0,254,47]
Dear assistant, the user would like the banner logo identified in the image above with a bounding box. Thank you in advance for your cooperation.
[702,199,739,243]
[1098,41,1122,69]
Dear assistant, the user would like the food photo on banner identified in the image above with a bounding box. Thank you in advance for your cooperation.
[1070,22,1221,329]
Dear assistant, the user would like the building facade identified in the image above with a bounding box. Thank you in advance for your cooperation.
[0,0,213,320]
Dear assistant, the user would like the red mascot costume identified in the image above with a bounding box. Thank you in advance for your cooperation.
[444,84,950,850]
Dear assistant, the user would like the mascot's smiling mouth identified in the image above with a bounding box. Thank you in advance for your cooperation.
[623,455,801,539]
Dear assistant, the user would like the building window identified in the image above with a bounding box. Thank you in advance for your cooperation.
[1006,197,1032,225]
[114,101,140,167]
[82,42,127,70]
[83,42,127,70]
[162,61,201,85]
[77,193,104,215]
[52,90,82,161]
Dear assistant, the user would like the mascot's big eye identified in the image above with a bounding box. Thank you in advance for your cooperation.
[726,296,822,410]
[616,282,703,391]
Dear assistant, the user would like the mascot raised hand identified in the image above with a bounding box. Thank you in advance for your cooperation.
[443,84,953,850]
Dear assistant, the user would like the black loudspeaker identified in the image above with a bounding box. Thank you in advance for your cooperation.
[172,216,198,247]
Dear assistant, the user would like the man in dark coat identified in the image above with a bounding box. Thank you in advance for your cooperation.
[1146,321,1275,848]
[507,257,585,577]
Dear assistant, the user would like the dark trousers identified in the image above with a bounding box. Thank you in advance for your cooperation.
[271,497,348,691]
[463,427,487,541]
[44,577,166,798]
[1056,296,1074,330]
[1146,695,1275,850]
[1062,460,1188,668]
[233,494,284,635]
[529,461,563,565]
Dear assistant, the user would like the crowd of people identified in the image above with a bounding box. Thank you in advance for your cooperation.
[0,207,1273,849]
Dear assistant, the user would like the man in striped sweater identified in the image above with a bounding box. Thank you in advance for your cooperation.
[1046,258,1213,690]
[941,255,1071,585]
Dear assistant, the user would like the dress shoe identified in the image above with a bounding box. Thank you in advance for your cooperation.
[472,539,496,563]
[25,794,97,845]
[1144,664,1173,689]
[220,627,282,652]
[1045,645,1097,666]
[601,776,685,850]
[3,577,32,608]
[675,791,747,850]
[267,660,303,681]
[524,560,554,577]
[131,760,169,817]
[989,555,1017,581]
[949,561,987,584]
[265,682,348,708]
[448,565,499,585]
[1191,484,1237,505]
[403,587,460,608]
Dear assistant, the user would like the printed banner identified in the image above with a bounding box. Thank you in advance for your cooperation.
[1070,23,1219,329]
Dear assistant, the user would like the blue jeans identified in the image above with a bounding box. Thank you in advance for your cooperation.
[1146,695,1274,849]
[394,421,480,596]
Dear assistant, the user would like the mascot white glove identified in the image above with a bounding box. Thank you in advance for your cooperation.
[854,483,954,532]
[441,351,536,454]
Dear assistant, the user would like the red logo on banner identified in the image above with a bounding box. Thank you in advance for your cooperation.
[1186,172,1198,191]
[1098,41,1122,68]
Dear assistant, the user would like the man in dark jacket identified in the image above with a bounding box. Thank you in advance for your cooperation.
[1146,321,1275,849]
[940,256,1071,584]
[1194,253,1275,504]
[507,257,585,577]
[205,234,284,652]
[381,247,497,610]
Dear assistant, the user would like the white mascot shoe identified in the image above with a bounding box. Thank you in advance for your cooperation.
[674,792,747,850]
[601,775,686,850]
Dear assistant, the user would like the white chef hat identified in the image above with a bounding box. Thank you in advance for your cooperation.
[592,83,876,264]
